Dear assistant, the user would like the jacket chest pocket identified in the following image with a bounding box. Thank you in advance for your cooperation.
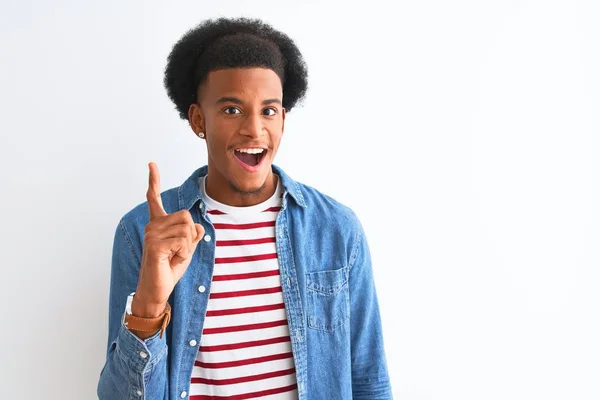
[306,266,350,332]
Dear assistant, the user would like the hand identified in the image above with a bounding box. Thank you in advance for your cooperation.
[131,162,205,318]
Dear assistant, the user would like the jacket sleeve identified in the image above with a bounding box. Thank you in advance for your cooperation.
[349,217,393,399]
[97,218,169,399]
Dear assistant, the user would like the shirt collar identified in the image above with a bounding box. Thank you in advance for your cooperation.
[177,164,307,211]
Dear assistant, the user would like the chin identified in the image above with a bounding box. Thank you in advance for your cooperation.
[231,175,268,195]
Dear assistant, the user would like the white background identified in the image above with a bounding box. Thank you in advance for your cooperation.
[1,1,598,399]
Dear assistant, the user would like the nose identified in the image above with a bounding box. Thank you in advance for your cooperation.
[239,113,264,139]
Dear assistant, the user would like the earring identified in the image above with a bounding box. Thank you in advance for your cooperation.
[198,132,205,138]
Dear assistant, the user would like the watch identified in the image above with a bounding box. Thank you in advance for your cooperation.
[123,292,171,339]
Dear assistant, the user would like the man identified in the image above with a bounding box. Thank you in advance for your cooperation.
[97,17,392,399]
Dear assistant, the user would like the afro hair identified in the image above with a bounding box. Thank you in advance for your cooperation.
[164,17,309,120]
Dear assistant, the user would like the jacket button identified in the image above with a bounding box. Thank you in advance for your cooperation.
[198,285,206,293]
[189,340,197,346]
[180,391,187,398]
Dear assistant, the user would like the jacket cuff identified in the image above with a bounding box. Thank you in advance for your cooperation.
[115,319,167,372]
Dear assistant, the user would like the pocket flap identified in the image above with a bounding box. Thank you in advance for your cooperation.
[306,266,349,295]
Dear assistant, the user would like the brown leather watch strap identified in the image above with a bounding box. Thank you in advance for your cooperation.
[124,302,171,339]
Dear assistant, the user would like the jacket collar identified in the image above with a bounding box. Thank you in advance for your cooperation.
[177,164,307,211]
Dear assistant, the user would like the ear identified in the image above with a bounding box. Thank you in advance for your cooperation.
[281,107,286,135]
[188,103,205,137]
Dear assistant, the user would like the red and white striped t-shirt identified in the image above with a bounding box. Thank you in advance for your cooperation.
[189,176,298,400]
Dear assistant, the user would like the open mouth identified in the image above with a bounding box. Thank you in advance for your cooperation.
[234,148,267,168]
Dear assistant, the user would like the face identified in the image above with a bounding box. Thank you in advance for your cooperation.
[188,67,286,206]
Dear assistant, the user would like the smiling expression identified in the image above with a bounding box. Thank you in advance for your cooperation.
[188,67,286,207]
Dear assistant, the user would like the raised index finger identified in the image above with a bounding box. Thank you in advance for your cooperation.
[147,161,167,220]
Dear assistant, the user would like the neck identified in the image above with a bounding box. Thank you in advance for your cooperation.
[204,167,278,207]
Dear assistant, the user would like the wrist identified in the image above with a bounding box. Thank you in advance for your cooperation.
[124,293,171,340]
[130,293,167,318]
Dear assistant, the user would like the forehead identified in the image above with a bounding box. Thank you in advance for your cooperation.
[200,67,283,102]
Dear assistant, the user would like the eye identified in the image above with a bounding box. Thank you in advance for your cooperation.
[263,107,277,116]
[224,107,241,115]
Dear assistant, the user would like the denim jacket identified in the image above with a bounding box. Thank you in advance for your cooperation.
[97,164,392,399]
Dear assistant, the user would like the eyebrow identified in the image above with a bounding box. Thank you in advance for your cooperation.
[215,97,282,106]
[262,98,282,106]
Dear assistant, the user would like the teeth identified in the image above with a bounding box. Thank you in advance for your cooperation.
[236,148,265,154]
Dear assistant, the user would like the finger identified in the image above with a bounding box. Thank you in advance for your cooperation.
[145,210,194,234]
[189,222,198,244]
[168,237,191,268]
[147,223,192,241]
[193,224,205,244]
[178,211,198,243]
[147,162,167,220]
[146,222,196,256]
[147,236,190,267]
